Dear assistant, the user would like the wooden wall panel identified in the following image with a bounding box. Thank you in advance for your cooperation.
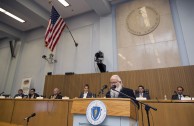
[0,99,14,123]
[67,101,73,126]
[43,75,65,97]
[1,99,194,126]
[11,99,69,126]
[44,65,194,99]
[63,75,76,98]
[138,101,194,126]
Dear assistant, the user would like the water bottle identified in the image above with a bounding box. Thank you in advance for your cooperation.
[164,95,167,100]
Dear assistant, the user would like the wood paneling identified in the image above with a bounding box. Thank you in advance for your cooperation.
[0,99,14,123]
[67,100,73,126]
[44,65,194,99]
[0,122,22,126]
[43,75,65,97]
[11,99,69,126]
[138,100,194,126]
[0,99,194,126]
[44,73,101,99]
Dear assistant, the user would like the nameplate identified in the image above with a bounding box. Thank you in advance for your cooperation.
[62,97,69,99]
[15,96,22,99]
[36,97,44,99]
[136,97,147,100]
[0,96,5,99]
[181,97,191,100]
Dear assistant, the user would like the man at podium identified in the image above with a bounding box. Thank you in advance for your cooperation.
[106,75,139,108]
[106,75,136,99]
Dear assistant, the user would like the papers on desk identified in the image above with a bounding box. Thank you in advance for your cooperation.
[136,97,147,100]
[0,96,5,99]
[15,96,22,99]
[181,97,192,100]
[62,96,69,99]
[36,96,44,99]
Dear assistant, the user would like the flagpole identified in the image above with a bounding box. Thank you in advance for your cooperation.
[66,25,78,47]
[48,0,78,47]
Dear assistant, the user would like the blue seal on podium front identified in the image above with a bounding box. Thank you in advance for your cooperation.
[86,100,107,125]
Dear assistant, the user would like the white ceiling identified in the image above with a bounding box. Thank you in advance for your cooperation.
[0,0,122,40]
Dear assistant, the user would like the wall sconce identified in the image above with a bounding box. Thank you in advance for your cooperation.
[42,53,57,64]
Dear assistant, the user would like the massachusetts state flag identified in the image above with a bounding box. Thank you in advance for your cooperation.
[45,6,66,51]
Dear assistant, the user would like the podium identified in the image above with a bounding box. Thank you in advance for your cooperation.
[71,98,138,126]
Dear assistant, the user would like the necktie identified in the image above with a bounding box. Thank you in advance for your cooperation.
[179,95,182,100]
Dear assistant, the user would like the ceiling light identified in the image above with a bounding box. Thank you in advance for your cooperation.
[58,0,70,7]
[0,8,25,23]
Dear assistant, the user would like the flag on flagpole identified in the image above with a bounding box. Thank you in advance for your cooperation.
[45,6,66,52]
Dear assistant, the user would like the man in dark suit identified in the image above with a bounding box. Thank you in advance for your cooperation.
[79,84,93,98]
[135,85,151,100]
[50,88,63,99]
[172,86,186,100]
[28,88,39,99]
[106,75,139,108]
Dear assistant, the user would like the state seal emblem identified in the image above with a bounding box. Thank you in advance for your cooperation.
[86,100,107,125]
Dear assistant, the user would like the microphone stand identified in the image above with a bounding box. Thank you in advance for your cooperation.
[24,113,36,126]
[26,118,30,126]
[112,89,157,126]
[97,89,104,97]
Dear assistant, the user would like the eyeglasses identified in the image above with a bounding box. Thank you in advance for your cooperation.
[110,81,119,84]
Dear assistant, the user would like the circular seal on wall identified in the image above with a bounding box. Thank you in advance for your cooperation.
[86,100,107,125]
[126,6,160,36]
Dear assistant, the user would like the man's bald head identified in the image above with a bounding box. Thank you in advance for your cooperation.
[110,75,123,88]
[53,88,60,95]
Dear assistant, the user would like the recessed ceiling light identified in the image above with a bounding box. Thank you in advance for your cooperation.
[0,8,25,23]
[58,0,70,7]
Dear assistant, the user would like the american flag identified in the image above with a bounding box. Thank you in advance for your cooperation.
[45,6,66,51]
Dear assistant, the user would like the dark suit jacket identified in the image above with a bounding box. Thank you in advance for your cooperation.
[171,94,186,100]
[28,93,39,99]
[135,93,151,100]
[106,87,139,109]
[79,92,93,98]
[14,93,25,98]
[50,94,63,99]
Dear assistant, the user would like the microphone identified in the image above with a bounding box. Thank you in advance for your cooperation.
[111,85,116,90]
[24,113,36,120]
[101,85,108,90]
[0,92,4,95]
[98,85,108,96]
[174,91,177,95]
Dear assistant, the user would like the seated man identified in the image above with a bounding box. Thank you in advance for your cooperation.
[50,88,62,99]
[14,89,25,98]
[106,75,139,108]
[28,88,39,99]
[79,84,93,98]
[135,85,150,100]
[172,86,187,100]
